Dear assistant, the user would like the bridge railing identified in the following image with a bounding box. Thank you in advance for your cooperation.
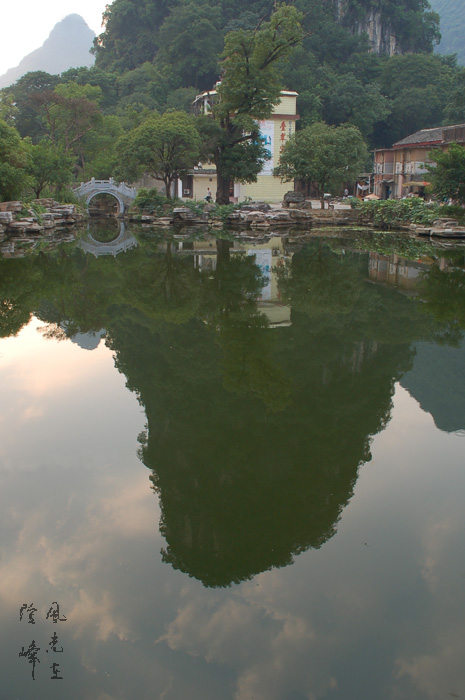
[73,179,137,199]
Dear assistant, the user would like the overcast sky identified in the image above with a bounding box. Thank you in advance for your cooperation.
[1,0,108,75]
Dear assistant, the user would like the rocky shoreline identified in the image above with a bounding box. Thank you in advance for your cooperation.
[0,199,86,257]
[2,195,465,257]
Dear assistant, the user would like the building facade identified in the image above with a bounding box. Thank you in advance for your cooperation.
[178,90,299,203]
[373,124,465,199]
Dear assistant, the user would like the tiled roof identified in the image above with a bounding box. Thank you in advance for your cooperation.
[394,123,465,147]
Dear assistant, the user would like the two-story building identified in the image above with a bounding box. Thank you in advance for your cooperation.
[178,89,299,203]
[373,123,465,199]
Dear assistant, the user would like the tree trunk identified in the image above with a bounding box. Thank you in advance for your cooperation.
[216,169,230,205]
[164,176,172,200]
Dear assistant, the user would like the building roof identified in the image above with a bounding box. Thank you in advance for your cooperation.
[393,123,465,148]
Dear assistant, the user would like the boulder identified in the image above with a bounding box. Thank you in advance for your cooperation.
[239,201,271,212]
[0,201,22,212]
[282,191,305,208]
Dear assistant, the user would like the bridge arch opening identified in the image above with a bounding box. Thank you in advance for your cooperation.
[86,192,124,217]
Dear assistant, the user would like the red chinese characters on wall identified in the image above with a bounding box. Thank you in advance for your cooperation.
[279,121,293,154]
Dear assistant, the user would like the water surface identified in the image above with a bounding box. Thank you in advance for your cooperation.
[1,228,464,699]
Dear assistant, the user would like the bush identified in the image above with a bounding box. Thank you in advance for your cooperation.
[350,198,457,228]
[133,187,167,214]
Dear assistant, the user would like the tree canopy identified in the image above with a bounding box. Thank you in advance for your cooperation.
[426,143,465,203]
[274,121,368,207]
[200,3,304,203]
[0,120,30,201]
[116,111,201,197]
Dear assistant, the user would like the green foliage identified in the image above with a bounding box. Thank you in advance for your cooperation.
[92,0,174,72]
[60,66,120,112]
[156,1,224,91]
[0,120,30,201]
[320,72,390,139]
[116,111,201,198]
[133,187,170,215]
[216,4,304,123]
[37,81,103,166]
[350,197,465,227]
[25,140,74,198]
[275,121,368,207]
[2,71,60,142]
[0,0,459,176]
[444,67,465,124]
[201,4,304,203]
[372,53,454,146]
[351,197,437,226]
[426,142,465,202]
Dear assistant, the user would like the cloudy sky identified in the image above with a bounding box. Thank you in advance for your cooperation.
[1,0,108,75]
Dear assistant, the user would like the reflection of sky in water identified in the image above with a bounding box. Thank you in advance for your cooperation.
[1,320,465,700]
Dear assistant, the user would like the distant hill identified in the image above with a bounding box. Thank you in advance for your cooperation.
[0,14,95,89]
[430,0,465,64]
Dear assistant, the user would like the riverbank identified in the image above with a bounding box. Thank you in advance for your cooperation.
[2,196,465,250]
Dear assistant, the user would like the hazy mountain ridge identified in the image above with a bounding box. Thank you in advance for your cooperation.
[0,14,95,89]
[430,0,465,64]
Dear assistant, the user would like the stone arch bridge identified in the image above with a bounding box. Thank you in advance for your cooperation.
[73,178,137,214]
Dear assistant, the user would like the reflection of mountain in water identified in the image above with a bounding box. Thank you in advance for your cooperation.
[2,233,463,586]
[401,340,465,433]
[107,241,423,587]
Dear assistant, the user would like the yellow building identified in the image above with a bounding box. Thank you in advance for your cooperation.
[178,90,299,203]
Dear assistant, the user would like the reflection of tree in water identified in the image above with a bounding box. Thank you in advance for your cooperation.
[2,235,464,587]
[109,241,423,587]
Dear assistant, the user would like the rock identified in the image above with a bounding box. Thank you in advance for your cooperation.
[172,207,196,221]
[239,201,271,212]
[243,211,268,223]
[225,211,243,222]
[152,218,172,226]
[283,191,305,208]
[432,218,459,227]
[0,201,22,212]
[289,209,311,221]
[268,210,292,222]
[0,212,14,224]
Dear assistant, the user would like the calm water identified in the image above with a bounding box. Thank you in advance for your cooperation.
[1,226,465,700]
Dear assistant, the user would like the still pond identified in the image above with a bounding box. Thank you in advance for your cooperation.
[1,224,465,700]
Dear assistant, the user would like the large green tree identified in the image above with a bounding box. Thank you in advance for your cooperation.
[116,111,201,198]
[2,71,60,142]
[0,120,30,201]
[274,121,368,208]
[25,140,74,198]
[426,143,465,203]
[199,3,304,204]
[35,82,103,164]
